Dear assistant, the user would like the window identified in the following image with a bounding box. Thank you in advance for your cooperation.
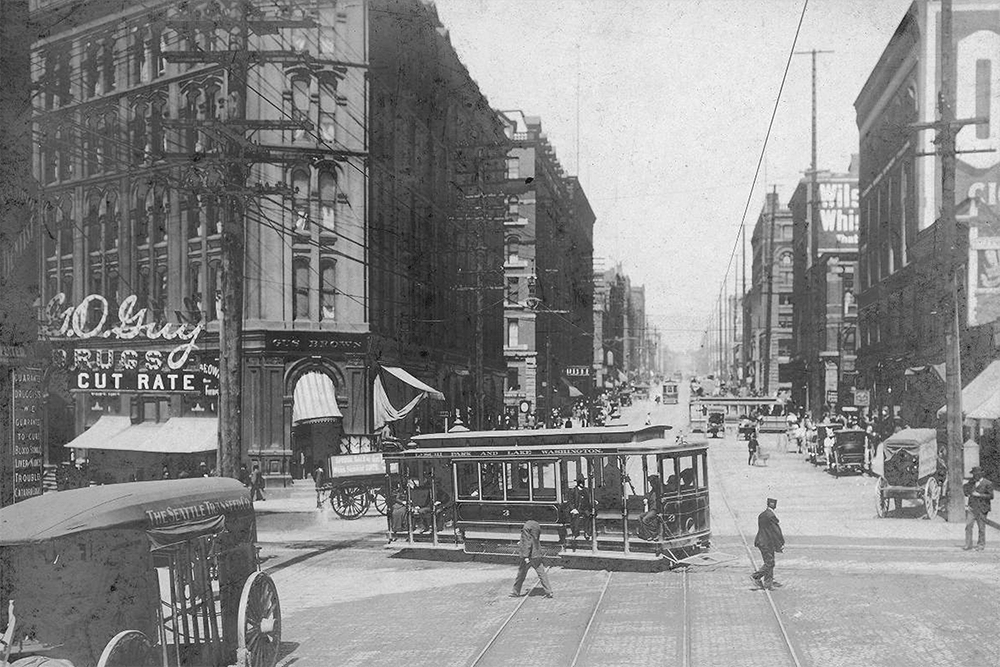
[504,461,531,500]
[677,456,697,491]
[290,75,310,141]
[506,157,519,180]
[530,462,557,501]
[778,294,793,307]
[318,77,337,143]
[319,168,336,233]
[506,367,520,392]
[293,255,310,319]
[507,196,519,219]
[456,462,480,500]
[777,339,792,357]
[207,262,222,321]
[320,259,336,321]
[506,236,520,263]
[152,266,168,323]
[291,168,310,233]
[506,277,518,304]
[507,319,519,347]
[480,463,504,500]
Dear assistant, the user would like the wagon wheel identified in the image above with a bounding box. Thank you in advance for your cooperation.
[923,477,941,520]
[875,477,889,518]
[96,630,154,667]
[330,483,371,519]
[370,486,388,516]
[238,571,282,667]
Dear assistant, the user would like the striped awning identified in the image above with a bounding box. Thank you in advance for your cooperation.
[293,372,344,424]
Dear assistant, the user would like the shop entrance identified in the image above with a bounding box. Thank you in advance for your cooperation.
[291,371,343,480]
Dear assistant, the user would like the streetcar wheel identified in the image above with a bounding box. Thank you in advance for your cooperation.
[238,571,282,667]
[371,487,388,516]
[924,477,941,520]
[330,484,371,519]
[97,630,154,667]
[875,477,889,518]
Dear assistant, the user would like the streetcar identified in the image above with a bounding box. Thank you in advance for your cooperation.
[688,397,786,433]
[662,381,679,405]
[382,425,711,567]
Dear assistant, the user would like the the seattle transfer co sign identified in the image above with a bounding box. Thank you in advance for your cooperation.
[43,293,218,394]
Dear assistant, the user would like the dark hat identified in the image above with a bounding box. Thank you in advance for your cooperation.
[576,475,586,484]
[971,466,983,475]
[767,497,777,504]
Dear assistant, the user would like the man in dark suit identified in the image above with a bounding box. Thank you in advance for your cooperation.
[566,476,592,541]
[964,467,995,551]
[750,497,784,590]
[510,519,553,598]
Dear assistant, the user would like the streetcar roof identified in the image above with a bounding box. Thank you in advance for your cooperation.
[385,437,706,461]
[405,424,671,449]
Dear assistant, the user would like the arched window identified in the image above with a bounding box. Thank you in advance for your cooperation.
[133,183,148,245]
[292,255,310,320]
[86,191,102,253]
[506,236,520,263]
[318,167,336,232]
[290,75,310,142]
[318,76,337,143]
[58,199,73,257]
[104,190,119,252]
[291,168,310,232]
[320,258,336,321]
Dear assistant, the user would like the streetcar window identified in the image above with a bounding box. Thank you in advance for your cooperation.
[677,456,697,490]
[505,462,531,500]
[699,454,709,489]
[530,462,557,501]
[661,457,679,495]
[481,462,504,501]
[455,462,480,500]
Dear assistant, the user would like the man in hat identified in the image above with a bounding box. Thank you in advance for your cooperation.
[565,475,592,542]
[511,519,553,599]
[750,497,784,590]
[963,467,994,551]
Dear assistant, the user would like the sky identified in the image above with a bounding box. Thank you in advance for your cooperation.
[431,0,913,352]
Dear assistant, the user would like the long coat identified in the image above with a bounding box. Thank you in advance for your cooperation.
[754,507,784,551]
[519,520,543,560]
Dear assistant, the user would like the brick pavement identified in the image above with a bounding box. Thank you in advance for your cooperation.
[257,397,1000,666]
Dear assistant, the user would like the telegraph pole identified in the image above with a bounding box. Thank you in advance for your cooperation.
[910,0,989,521]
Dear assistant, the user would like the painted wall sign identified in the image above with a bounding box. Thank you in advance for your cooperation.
[816,180,860,251]
[41,293,203,370]
[11,368,44,502]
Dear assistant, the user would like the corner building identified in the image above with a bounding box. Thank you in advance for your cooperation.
[30,0,505,483]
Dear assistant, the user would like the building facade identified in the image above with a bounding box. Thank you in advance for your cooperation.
[498,112,594,426]
[29,0,506,484]
[743,191,794,395]
[855,0,1000,435]
[789,163,860,415]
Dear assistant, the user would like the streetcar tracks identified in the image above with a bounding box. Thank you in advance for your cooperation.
[714,475,804,667]
[567,571,613,667]
[467,579,538,667]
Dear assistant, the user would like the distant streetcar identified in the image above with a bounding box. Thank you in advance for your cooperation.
[382,425,710,567]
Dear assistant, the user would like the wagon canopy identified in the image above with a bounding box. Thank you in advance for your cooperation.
[871,428,938,480]
[0,478,249,546]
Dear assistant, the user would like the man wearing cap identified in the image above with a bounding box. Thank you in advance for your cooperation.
[963,467,994,551]
[750,497,784,590]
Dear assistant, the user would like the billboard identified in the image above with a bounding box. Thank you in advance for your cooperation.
[11,368,44,503]
[815,179,859,253]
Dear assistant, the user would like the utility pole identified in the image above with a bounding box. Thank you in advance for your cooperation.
[763,187,778,395]
[166,3,310,477]
[910,0,989,522]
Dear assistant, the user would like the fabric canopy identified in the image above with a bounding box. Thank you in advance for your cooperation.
[65,417,218,454]
[64,415,133,450]
[937,360,1000,419]
[293,372,344,424]
[381,366,445,401]
[373,367,444,432]
[562,377,583,398]
[905,363,945,380]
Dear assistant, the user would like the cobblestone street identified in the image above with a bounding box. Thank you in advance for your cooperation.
[256,399,1000,666]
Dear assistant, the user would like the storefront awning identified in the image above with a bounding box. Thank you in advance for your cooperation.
[293,372,343,424]
[937,360,1000,419]
[381,366,444,401]
[64,416,133,450]
[65,417,218,454]
[905,363,945,381]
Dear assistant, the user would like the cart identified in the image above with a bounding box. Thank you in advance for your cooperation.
[810,422,840,466]
[706,411,725,438]
[320,453,398,520]
[872,428,945,519]
[0,478,280,667]
[737,418,757,441]
[830,428,868,476]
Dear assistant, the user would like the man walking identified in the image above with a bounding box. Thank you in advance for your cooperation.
[511,519,553,599]
[964,467,994,551]
[750,497,784,590]
[748,434,759,466]
[249,464,266,502]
